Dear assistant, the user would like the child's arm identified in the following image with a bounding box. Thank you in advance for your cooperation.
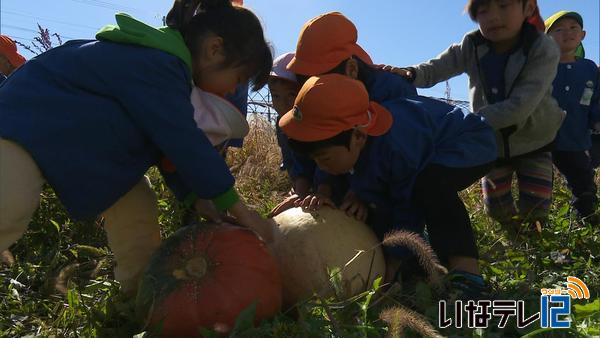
[279,122,321,198]
[117,54,275,241]
[410,41,468,88]
[288,153,316,196]
[477,37,561,130]
[292,176,311,197]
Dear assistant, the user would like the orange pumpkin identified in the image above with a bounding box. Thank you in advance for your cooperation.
[136,223,282,337]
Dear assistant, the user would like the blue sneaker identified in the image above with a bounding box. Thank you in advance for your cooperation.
[447,270,492,300]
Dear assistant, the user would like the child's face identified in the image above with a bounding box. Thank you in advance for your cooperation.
[548,18,586,55]
[268,78,301,116]
[475,0,534,51]
[195,65,248,97]
[311,131,366,175]
[192,35,248,96]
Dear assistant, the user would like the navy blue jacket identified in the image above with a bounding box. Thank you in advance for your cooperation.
[552,59,600,151]
[351,96,496,233]
[0,40,235,219]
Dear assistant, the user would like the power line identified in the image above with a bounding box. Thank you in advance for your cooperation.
[67,0,147,13]
[7,35,36,42]
[3,24,76,40]
[0,0,162,40]
[3,9,99,31]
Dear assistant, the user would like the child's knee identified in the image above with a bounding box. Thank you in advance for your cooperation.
[0,188,41,233]
[102,177,158,223]
[0,139,44,228]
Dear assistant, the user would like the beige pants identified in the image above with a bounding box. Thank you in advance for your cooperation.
[0,138,161,294]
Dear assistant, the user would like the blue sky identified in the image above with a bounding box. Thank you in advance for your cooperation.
[1,0,598,100]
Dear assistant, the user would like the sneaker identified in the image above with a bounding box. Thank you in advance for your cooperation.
[392,255,429,285]
[446,270,492,300]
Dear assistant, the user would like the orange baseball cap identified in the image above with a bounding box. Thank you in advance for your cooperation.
[278,74,393,142]
[287,12,373,76]
[0,35,26,68]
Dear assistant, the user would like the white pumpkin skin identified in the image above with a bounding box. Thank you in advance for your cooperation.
[270,207,386,306]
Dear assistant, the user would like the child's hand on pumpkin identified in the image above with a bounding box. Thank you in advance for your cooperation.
[194,199,223,223]
[339,191,368,222]
[228,201,275,243]
[295,194,335,211]
[268,194,301,217]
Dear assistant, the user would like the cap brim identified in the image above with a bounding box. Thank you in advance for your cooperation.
[351,44,373,65]
[545,11,583,32]
[365,101,392,136]
[269,70,297,83]
[7,53,25,68]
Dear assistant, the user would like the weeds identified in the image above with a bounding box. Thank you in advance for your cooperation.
[0,117,598,337]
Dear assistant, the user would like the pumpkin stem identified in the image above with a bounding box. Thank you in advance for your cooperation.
[185,256,208,279]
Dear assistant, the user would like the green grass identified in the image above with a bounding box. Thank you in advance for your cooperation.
[1,123,599,337]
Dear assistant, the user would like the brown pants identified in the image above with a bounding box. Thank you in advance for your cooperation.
[0,138,161,294]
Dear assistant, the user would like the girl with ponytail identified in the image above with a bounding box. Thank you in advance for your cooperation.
[0,0,273,295]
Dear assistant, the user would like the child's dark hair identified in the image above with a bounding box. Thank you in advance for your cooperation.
[465,0,527,21]
[296,56,374,86]
[166,0,272,91]
[287,129,354,156]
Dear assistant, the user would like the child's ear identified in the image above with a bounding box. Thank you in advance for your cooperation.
[351,129,368,148]
[523,0,535,18]
[581,30,586,41]
[203,35,226,63]
[344,58,359,79]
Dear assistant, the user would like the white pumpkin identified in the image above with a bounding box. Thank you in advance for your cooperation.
[270,207,385,306]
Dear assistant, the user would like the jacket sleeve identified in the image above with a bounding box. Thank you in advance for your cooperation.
[275,126,295,172]
[478,36,561,129]
[290,153,317,181]
[412,36,468,88]
[116,53,238,211]
[159,165,196,205]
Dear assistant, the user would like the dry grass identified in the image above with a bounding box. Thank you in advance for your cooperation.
[226,116,290,214]
[380,306,444,338]
[382,230,447,291]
